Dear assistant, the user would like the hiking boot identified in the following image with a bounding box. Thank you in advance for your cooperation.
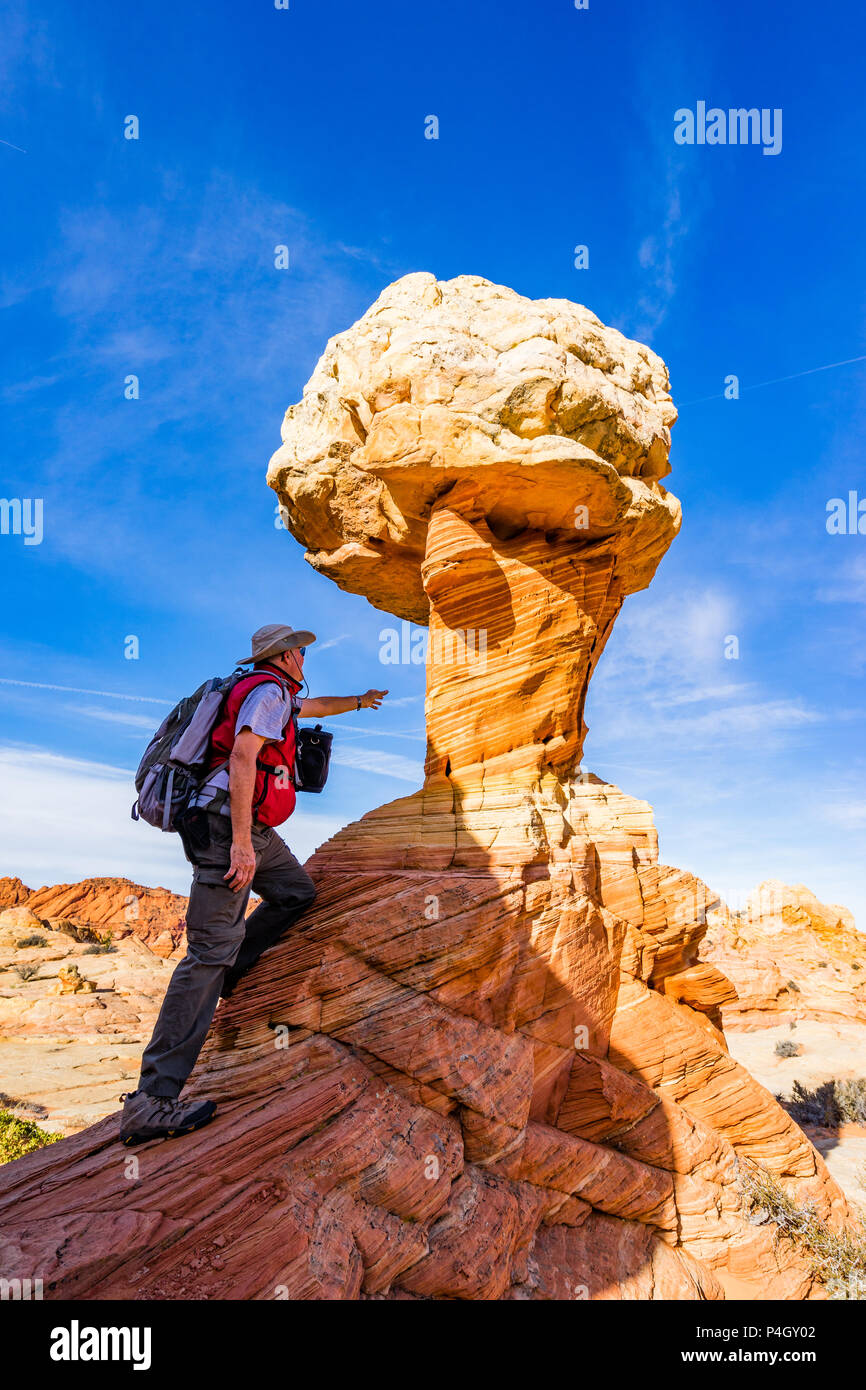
[119,1089,217,1146]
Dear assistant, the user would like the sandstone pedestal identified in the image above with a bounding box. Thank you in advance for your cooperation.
[0,276,852,1300]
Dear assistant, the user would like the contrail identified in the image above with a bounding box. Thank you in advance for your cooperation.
[335,724,426,742]
[0,681,426,734]
[0,677,172,705]
[679,353,866,407]
[0,137,27,153]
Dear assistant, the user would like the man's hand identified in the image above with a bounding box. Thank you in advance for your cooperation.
[359,688,388,709]
[224,839,256,893]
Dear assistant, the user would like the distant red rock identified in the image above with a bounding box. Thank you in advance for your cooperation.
[0,877,187,959]
[702,880,866,1029]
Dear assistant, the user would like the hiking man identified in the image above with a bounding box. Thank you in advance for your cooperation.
[120,623,388,1145]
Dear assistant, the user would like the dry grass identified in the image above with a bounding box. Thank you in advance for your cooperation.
[739,1160,866,1299]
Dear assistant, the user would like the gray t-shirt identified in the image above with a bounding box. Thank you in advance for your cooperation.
[193,679,299,816]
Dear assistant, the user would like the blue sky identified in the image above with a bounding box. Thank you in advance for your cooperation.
[1,0,864,923]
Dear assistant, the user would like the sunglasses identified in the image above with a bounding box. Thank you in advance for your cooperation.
[298,646,306,656]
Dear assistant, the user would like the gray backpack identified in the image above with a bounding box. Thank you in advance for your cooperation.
[131,672,246,832]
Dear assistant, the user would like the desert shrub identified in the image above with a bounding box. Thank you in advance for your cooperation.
[835,1079,866,1126]
[13,934,46,948]
[739,1160,866,1297]
[775,1039,800,1058]
[782,1080,841,1128]
[13,963,39,982]
[780,1079,866,1129]
[786,980,801,993]
[0,1110,61,1165]
[82,943,116,955]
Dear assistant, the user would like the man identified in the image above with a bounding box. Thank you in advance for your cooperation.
[120,623,388,1145]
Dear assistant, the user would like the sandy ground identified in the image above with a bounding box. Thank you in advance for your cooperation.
[725,1017,866,1213]
[0,924,174,1136]
[0,1036,145,1133]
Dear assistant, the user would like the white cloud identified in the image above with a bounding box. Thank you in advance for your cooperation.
[65,704,158,730]
[590,586,824,750]
[662,699,822,739]
[821,800,866,831]
[330,744,424,784]
[0,746,346,895]
[596,588,737,687]
[816,552,866,605]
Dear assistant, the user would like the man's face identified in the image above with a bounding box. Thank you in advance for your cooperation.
[276,646,304,681]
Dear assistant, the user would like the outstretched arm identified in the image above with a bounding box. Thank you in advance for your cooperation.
[298,689,388,718]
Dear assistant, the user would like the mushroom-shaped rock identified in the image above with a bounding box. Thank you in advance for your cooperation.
[3,278,852,1305]
[268,273,681,626]
[269,273,682,789]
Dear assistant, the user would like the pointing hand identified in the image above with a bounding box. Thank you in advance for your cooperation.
[360,689,388,709]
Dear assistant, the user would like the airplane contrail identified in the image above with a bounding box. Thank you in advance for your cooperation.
[0,677,172,705]
[679,353,866,407]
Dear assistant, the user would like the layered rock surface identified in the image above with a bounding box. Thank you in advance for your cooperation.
[0,276,855,1300]
[701,881,866,1029]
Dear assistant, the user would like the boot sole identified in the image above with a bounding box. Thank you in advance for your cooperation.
[121,1105,217,1146]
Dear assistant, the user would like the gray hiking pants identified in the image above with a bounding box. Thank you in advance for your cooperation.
[137,810,317,1099]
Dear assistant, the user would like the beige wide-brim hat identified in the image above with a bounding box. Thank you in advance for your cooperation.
[237,623,317,665]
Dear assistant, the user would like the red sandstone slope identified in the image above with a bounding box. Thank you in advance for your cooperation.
[0,276,857,1301]
[0,876,187,960]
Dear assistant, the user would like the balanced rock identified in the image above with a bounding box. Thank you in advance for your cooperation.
[0,276,853,1301]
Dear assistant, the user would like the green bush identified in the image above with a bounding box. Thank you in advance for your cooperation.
[13,963,39,982]
[0,1110,61,1165]
[13,934,46,948]
[775,1039,800,1058]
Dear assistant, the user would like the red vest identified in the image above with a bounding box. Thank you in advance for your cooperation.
[207,663,302,827]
